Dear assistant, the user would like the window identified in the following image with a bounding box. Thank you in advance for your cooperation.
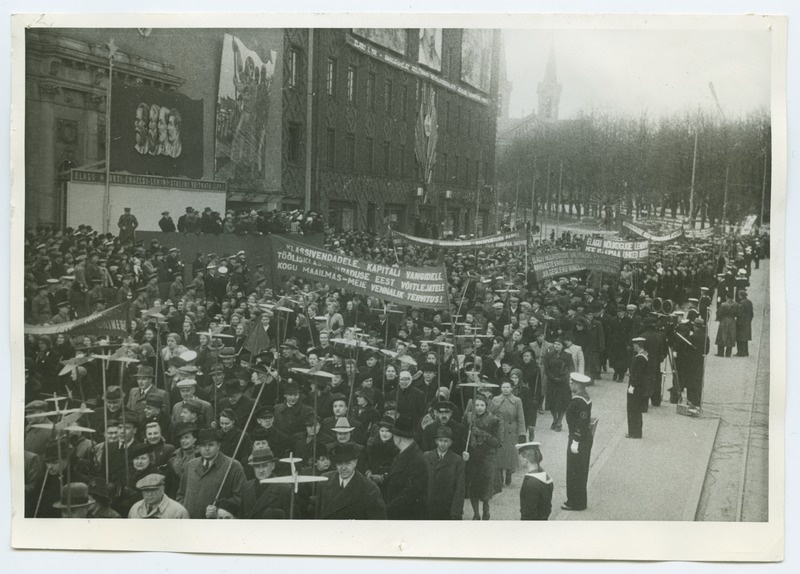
[384,79,393,116]
[455,103,461,133]
[399,144,406,178]
[445,100,451,131]
[367,73,376,110]
[289,48,300,88]
[347,66,357,104]
[382,141,391,176]
[401,85,408,116]
[366,137,374,173]
[326,129,336,169]
[466,106,471,138]
[287,122,302,163]
[346,134,355,173]
[326,58,337,97]
[441,152,448,183]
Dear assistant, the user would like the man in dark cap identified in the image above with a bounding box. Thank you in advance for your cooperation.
[315,442,387,519]
[252,407,291,459]
[216,378,256,432]
[384,416,428,520]
[626,337,649,439]
[418,400,467,454]
[117,207,138,244]
[422,426,465,520]
[177,428,246,519]
[159,211,176,233]
[639,316,668,410]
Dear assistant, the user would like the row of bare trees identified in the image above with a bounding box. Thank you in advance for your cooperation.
[495,108,771,228]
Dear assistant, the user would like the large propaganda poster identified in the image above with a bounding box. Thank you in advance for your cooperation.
[110,81,203,178]
[352,28,408,54]
[215,33,281,193]
[418,28,442,71]
[460,29,493,92]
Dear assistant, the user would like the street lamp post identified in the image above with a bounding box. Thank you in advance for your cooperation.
[102,39,118,234]
[688,130,698,229]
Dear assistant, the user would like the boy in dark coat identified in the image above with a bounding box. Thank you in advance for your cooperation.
[422,426,465,519]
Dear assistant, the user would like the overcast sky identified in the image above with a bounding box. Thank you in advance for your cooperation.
[502,28,772,120]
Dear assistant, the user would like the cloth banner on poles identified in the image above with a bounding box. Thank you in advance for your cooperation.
[24,302,131,337]
[271,236,451,310]
[584,237,649,260]
[622,221,684,243]
[530,251,622,282]
[391,228,526,250]
[684,227,717,240]
[739,215,758,236]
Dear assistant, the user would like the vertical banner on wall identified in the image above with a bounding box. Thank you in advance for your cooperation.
[460,29,493,93]
[215,33,281,194]
[110,81,204,178]
[418,28,442,71]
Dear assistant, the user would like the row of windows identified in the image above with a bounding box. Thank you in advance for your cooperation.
[289,46,490,139]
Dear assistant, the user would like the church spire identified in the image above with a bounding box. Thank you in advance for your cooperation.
[537,43,562,120]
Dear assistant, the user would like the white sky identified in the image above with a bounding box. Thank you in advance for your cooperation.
[503,28,772,120]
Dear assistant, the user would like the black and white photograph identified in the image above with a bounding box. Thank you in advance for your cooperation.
[6,8,790,564]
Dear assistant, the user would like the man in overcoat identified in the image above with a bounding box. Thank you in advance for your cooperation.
[422,426,465,519]
[385,416,428,520]
[315,442,386,519]
[735,291,754,357]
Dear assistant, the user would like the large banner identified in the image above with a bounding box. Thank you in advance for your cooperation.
[215,33,281,194]
[740,215,758,235]
[352,28,408,54]
[110,81,203,178]
[271,236,450,310]
[25,303,130,337]
[460,29,493,93]
[584,237,649,260]
[391,229,527,249]
[418,28,442,71]
[530,251,621,282]
[415,86,438,188]
[623,221,684,243]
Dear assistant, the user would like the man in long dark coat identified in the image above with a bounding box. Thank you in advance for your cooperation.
[315,442,386,519]
[735,291,754,357]
[385,416,428,520]
[639,317,667,410]
[422,426,465,519]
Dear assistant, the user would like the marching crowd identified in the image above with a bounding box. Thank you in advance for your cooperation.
[22,207,768,520]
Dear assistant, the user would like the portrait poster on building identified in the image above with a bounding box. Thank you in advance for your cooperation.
[215,33,281,194]
[110,81,203,178]
[352,28,408,54]
[460,28,493,92]
[418,28,442,71]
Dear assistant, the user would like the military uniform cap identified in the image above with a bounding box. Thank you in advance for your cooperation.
[569,372,592,385]
[515,441,542,455]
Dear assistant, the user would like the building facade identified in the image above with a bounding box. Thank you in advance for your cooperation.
[25,28,500,236]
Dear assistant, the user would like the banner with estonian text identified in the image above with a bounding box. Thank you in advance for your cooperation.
[622,221,684,243]
[530,251,622,282]
[584,237,649,260]
[271,236,450,310]
[391,228,527,250]
[24,303,131,337]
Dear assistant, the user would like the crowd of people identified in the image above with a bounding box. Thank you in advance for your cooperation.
[22,206,768,520]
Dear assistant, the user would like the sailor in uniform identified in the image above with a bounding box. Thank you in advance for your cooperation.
[516,441,553,520]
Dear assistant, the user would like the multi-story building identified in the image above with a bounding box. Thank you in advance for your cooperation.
[25,28,501,235]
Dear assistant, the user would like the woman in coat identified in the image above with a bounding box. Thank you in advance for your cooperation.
[463,392,502,520]
[715,294,740,357]
[543,339,575,432]
[492,380,527,486]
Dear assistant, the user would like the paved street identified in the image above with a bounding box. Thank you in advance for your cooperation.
[471,260,770,521]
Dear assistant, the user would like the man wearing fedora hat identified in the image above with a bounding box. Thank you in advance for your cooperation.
[274,381,313,437]
[385,416,428,520]
[315,442,386,520]
[53,482,95,518]
[321,395,365,445]
[422,426,465,520]
[129,472,189,519]
[128,365,168,420]
[177,427,246,519]
[239,448,292,519]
